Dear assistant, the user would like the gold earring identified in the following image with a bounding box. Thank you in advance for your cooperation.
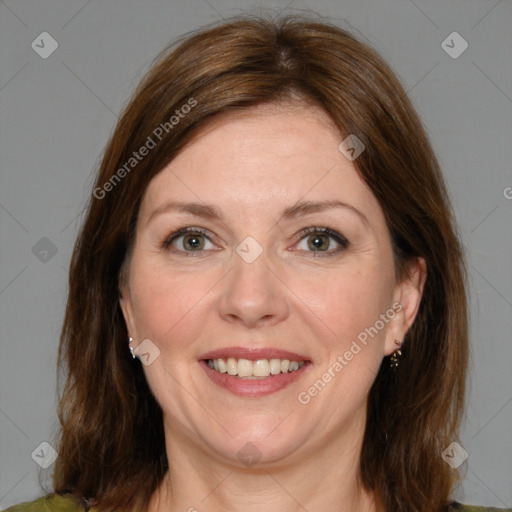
[390,339,403,368]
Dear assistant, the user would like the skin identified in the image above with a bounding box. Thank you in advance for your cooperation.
[120,102,426,512]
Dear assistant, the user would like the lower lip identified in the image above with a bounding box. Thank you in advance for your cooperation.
[199,360,311,397]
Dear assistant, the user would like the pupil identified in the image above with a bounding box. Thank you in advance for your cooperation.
[309,234,328,251]
[185,234,203,250]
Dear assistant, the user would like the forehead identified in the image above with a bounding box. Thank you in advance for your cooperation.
[139,104,382,225]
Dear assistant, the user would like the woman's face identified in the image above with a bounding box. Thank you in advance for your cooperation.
[120,103,425,466]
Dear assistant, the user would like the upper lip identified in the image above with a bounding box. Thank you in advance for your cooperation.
[199,346,311,362]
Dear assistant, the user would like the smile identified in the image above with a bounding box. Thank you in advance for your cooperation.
[206,357,306,378]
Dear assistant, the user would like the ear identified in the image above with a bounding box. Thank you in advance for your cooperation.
[119,278,137,342]
[384,256,427,356]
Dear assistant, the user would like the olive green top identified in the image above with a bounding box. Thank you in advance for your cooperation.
[3,494,511,512]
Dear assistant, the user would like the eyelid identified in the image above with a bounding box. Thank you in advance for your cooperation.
[294,226,348,242]
[291,227,349,256]
[162,227,218,251]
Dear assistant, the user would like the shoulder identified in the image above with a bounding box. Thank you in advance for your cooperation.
[5,496,510,512]
[2,494,85,512]
[451,503,512,512]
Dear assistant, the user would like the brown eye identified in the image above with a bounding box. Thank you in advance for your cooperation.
[181,233,205,251]
[163,228,216,253]
[295,228,348,256]
[307,233,330,251]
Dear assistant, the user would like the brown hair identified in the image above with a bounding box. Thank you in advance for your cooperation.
[53,13,468,512]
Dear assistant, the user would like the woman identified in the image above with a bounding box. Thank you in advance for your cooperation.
[5,14,510,512]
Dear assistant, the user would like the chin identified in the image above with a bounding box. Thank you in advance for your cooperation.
[200,416,311,468]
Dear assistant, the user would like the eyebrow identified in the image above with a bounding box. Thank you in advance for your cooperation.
[146,199,370,228]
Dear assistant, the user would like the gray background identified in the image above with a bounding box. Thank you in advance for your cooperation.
[1,0,511,509]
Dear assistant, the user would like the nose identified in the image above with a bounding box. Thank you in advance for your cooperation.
[218,249,289,329]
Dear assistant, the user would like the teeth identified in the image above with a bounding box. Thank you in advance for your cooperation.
[270,359,281,375]
[226,358,237,376]
[217,358,227,373]
[237,359,253,377]
[253,359,270,377]
[207,358,306,378]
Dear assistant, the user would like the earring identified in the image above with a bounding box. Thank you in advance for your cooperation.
[389,339,403,368]
[128,337,137,359]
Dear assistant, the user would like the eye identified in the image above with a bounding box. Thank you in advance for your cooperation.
[162,227,217,253]
[293,227,348,256]
[162,226,347,257]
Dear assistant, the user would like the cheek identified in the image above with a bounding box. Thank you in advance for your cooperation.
[317,269,394,396]
[128,256,216,347]
[304,263,394,349]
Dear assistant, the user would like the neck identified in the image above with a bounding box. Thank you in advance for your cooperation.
[147,410,381,512]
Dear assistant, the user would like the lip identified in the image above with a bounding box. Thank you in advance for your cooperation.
[199,359,312,397]
[198,347,312,398]
[199,346,311,362]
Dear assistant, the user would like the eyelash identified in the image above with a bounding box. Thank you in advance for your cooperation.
[161,226,349,258]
